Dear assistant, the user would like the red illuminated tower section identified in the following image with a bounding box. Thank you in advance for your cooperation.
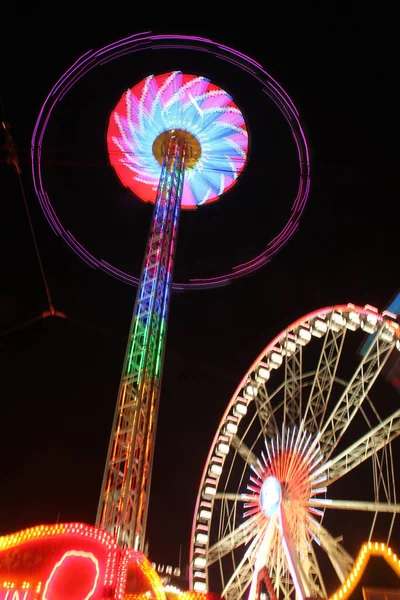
[96,71,248,550]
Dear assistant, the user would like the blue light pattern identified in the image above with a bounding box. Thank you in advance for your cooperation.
[107,71,248,209]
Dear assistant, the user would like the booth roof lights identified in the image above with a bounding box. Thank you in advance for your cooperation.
[0,522,118,551]
[329,542,400,600]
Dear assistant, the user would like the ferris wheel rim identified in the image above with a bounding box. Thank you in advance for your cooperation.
[189,302,400,599]
[197,303,398,454]
[31,31,311,291]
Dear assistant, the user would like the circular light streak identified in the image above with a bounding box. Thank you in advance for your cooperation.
[107,71,248,209]
[31,32,311,290]
[259,476,281,517]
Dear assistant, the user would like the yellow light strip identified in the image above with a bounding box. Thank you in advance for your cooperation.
[0,524,66,551]
[329,541,400,600]
[0,523,118,552]
[179,593,207,600]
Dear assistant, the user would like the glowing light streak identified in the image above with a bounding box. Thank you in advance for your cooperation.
[310,474,327,485]
[163,75,207,112]
[306,447,321,464]
[224,137,247,159]
[264,446,273,470]
[309,508,324,517]
[309,454,324,471]
[247,519,275,600]
[278,509,306,600]
[114,113,136,155]
[218,174,224,195]
[311,487,327,495]
[138,76,153,134]
[289,426,297,451]
[188,92,204,117]
[151,71,179,120]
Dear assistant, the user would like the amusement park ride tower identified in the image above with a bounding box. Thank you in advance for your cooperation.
[96,71,249,551]
[31,33,311,568]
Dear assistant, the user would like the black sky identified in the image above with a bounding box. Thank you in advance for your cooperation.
[1,17,399,594]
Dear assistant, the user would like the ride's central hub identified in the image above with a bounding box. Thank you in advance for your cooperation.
[152,129,201,169]
[107,71,248,209]
[245,429,324,540]
[260,476,281,517]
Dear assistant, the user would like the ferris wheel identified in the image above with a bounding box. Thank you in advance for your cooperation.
[189,303,400,600]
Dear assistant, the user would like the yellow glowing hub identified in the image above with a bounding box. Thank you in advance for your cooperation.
[152,129,201,169]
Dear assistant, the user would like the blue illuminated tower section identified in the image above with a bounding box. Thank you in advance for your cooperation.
[97,71,248,551]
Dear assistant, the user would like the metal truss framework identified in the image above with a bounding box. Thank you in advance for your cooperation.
[97,137,187,550]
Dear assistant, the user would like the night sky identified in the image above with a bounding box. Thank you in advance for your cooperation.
[1,18,399,595]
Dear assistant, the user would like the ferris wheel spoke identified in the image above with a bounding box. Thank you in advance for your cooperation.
[312,409,400,486]
[303,322,347,432]
[221,520,268,600]
[309,498,400,513]
[307,517,354,583]
[207,513,263,565]
[371,442,397,514]
[274,542,288,600]
[318,328,396,459]
[278,506,311,600]
[215,493,253,502]
[283,342,303,429]
[300,530,327,598]
[255,385,280,438]
[230,435,259,467]
[275,577,295,600]
[248,518,276,600]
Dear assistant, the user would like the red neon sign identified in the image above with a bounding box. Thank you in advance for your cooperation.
[0,522,165,600]
[0,551,100,599]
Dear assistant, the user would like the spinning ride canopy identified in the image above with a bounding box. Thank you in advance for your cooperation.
[107,71,249,209]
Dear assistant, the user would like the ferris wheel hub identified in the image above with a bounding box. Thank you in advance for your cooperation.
[260,476,281,517]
